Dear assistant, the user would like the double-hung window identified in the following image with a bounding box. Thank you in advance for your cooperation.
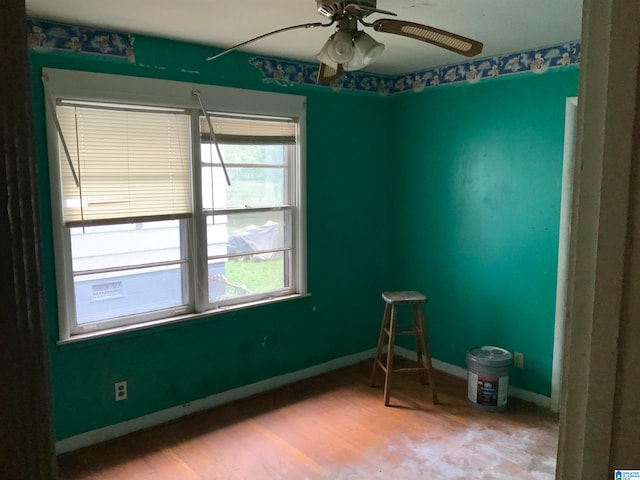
[44,69,306,341]
[200,114,298,307]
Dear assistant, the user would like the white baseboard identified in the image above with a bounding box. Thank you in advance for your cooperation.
[57,346,552,454]
[55,348,376,454]
[395,347,551,409]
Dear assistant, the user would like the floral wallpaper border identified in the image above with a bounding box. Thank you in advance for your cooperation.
[248,57,397,95]
[391,42,580,94]
[27,19,135,62]
[26,19,579,96]
[251,41,580,95]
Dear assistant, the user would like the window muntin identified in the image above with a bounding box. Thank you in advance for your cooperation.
[44,70,306,340]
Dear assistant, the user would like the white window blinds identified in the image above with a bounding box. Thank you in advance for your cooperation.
[199,115,296,145]
[56,103,192,227]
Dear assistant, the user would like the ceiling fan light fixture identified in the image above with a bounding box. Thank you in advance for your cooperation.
[326,30,355,64]
[315,37,339,69]
[343,53,364,71]
[354,31,385,65]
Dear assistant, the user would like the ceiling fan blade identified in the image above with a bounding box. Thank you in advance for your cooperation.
[372,19,483,57]
[344,3,397,17]
[317,62,343,84]
[207,21,333,61]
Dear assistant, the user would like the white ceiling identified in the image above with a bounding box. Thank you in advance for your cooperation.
[25,0,583,75]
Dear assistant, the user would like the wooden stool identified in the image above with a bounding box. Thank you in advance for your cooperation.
[370,291,438,406]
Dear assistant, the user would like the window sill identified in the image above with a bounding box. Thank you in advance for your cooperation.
[56,293,311,347]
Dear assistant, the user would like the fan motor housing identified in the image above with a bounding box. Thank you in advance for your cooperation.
[317,0,377,18]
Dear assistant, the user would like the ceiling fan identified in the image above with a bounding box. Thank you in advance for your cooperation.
[207,0,484,84]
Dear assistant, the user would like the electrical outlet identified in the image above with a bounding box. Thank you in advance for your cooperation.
[514,352,524,369]
[114,381,127,401]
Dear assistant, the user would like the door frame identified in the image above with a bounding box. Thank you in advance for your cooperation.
[550,96,578,413]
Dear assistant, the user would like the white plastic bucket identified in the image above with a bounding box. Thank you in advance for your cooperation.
[466,346,513,412]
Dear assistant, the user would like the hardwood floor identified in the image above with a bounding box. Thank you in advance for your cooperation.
[58,359,558,479]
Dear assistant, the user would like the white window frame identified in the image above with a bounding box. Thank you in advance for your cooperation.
[43,68,307,342]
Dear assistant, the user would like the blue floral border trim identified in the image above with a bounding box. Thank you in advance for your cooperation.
[392,42,581,94]
[27,19,135,63]
[248,57,396,95]
[250,42,581,95]
[25,18,578,94]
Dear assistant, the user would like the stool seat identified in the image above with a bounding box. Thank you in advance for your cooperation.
[382,291,426,304]
[371,290,438,406]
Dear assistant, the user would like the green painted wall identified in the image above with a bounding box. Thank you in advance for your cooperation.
[31,24,580,440]
[30,35,392,440]
[388,70,579,396]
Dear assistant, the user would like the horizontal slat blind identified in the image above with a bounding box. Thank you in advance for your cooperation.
[57,104,192,227]
[199,115,296,145]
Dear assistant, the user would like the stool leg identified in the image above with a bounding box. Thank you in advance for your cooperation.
[417,305,438,404]
[412,304,428,385]
[383,305,398,406]
[371,303,391,387]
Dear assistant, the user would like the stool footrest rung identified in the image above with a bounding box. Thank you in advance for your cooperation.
[383,329,422,337]
[376,360,388,373]
[395,323,415,329]
[394,331,422,336]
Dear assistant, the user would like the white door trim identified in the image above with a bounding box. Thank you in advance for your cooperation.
[550,96,578,413]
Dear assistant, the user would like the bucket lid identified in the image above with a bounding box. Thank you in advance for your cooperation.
[467,346,513,367]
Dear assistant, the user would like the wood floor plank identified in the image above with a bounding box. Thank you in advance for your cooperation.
[58,359,558,479]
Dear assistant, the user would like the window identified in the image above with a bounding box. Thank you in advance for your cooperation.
[44,69,306,340]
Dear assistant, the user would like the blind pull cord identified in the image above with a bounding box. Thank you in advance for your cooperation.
[41,74,80,188]
[192,90,231,186]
